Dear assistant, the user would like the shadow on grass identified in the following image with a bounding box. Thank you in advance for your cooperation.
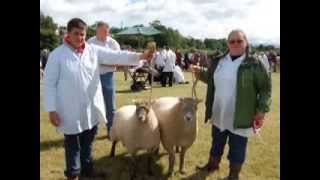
[93,151,169,180]
[180,169,210,180]
[40,138,64,152]
[40,134,108,152]
[116,89,135,94]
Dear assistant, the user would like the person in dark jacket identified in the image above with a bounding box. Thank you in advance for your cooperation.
[183,52,190,70]
[41,49,49,70]
[191,29,271,180]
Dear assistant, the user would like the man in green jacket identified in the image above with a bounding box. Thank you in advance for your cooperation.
[192,30,271,180]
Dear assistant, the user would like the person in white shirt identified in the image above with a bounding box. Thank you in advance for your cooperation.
[87,21,120,139]
[161,47,176,87]
[43,18,153,180]
[154,47,166,81]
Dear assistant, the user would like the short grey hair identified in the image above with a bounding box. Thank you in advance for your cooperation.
[96,21,109,28]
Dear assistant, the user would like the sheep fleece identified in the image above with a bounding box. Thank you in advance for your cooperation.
[152,97,198,150]
[110,105,160,154]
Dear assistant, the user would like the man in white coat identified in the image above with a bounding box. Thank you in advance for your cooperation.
[87,21,120,139]
[154,47,166,82]
[43,18,153,180]
[161,47,176,87]
[154,47,165,71]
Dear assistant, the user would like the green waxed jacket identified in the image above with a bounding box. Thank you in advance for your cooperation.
[199,53,272,129]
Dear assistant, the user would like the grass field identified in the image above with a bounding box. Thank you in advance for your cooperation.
[40,72,280,180]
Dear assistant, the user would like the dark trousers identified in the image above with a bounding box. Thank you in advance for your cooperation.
[210,125,248,165]
[100,72,116,132]
[147,73,152,85]
[161,72,173,87]
[154,66,163,82]
[64,125,98,177]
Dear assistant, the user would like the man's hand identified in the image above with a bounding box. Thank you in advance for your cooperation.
[189,64,201,79]
[49,111,61,127]
[189,64,201,73]
[139,50,154,62]
[253,112,265,129]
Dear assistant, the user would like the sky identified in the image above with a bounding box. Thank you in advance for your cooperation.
[40,0,280,46]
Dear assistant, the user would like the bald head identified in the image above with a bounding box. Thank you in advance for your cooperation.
[96,21,110,41]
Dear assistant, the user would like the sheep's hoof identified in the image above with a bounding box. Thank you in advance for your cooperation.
[179,170,186,175]
[130,173,137,180]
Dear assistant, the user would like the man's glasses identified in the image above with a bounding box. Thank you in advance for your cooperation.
[228,39,244,44]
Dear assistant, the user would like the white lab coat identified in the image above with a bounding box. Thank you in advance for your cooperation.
[87,36,121,74]
[154,50,166,68]
[163,49,176,72]
[44,42,140,135]
[211,54,255,137]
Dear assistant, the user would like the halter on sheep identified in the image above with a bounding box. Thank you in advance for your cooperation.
[146,42,156,104]
[191,61,200,99]
[174,61,200,154]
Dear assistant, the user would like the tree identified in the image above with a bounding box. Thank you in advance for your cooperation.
[40,29,60,50]
[40,11,60,51]
[86,25,96,40]
[110,27,122,34]
[150,20,161,27]
[39,15,279,53]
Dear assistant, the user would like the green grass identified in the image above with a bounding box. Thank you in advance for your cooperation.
[40,72,280,180]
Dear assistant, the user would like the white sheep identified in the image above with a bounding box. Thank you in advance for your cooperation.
[152,96,202,177]
[109,100,160,175]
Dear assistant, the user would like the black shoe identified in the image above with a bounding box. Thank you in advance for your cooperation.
[196,156,221,173]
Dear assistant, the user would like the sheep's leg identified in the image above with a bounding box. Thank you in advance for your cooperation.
[167,148,175,177]
[147,150,155,176]
[179,146,187,174]
[109,141,117,157]
[129,153,138,179]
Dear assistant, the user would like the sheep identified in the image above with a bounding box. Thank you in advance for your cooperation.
[152,96,202,177]
[109,100,160,175]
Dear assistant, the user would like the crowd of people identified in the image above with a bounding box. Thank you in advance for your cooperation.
[253,50,280,73]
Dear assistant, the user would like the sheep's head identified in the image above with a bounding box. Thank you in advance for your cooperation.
[179,97,202,122]
[134,100,152,123]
